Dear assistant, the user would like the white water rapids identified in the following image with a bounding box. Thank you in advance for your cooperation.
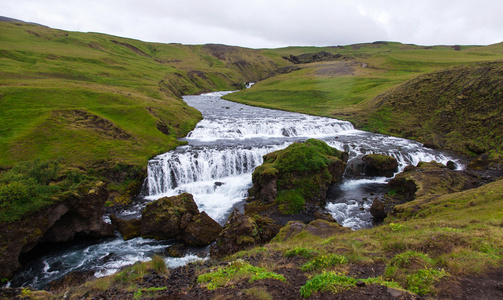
[11,91,463,289]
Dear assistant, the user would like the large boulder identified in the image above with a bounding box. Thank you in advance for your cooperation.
[141,193,200,240]
[362,154,399,177]
[210,208,280,258]
[0,181,115,279]
[249,139,348,216]
[113,193,222,247]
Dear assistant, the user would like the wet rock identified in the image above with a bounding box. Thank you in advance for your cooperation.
[110,215,141,240]
[111,193,223,246]
[362,154,398,177]
[313,211,337,222]
[48,271,96,292]
[165,243,185,258]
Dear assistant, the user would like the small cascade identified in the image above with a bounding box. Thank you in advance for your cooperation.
[145,145,286,195]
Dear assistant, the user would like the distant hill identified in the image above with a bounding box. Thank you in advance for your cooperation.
[0,15,47,26]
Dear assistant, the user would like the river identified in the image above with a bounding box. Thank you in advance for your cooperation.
[10,91,463,289]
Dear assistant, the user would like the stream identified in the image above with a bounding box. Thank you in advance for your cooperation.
[10,91,463,289]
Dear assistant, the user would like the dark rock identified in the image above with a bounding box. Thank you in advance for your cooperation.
[275,219,350,242]
[0,181,115,279]
[110,215,141,240]
[313,211,336,222]
[283,51,342,64]
[140,193,199,240]
[447,160,458,170]
[182,211,222,246]
[210,208,280,258]
[385,161,480,216]
[112,193,223,247]
[165,244,186,258]
[370,198,387,222]
[48,271,96,292]
[362,154,398,177]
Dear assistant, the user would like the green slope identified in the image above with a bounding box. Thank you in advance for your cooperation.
[0,21,282,169]
[226,41,503,157]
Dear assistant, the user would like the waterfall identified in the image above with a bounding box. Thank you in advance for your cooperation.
[13,91,465,289]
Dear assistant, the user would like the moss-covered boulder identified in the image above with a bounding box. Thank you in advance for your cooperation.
[210,208,280,258]
[141,193,200,240]
[113,193,222,246]
[362,154,398,177]
[249,139,348,215]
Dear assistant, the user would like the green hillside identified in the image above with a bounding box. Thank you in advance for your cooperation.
[226,42,503,157]
[0,21,283,170]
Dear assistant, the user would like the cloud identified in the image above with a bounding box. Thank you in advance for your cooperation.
[2,0,502,48]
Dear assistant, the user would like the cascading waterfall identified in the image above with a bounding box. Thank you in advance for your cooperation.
[11,91,464,289]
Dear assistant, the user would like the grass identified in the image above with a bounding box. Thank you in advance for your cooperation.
[197,258,286,290]
[225,42,503,156]
[0,21,286,170]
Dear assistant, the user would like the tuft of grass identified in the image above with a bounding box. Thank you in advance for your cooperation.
[301,254,347,272]
[299,272,400,298]
[284,246,317,258]
[197,259,286,290]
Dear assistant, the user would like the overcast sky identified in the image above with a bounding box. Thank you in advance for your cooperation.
[3,0,503,48]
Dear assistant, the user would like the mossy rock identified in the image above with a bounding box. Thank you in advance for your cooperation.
[362,154,398,177]
[140,193,199,240]
[250,139,347,214]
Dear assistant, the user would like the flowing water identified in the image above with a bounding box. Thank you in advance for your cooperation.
[10,91,463,289]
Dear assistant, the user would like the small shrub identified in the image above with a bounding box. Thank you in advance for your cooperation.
[389,223,405,231]
[301,254,347,271]
[300,272,355,297]
[385,251,448,295]
[406,268,447,295]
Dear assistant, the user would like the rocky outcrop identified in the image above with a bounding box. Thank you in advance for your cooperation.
[362,154,398,177]
[249,139,348,214]
[370,161,479,222]
[0,181,115,279]
[112,193,222,247]
[210,208,280,258]
[283,51,342,64]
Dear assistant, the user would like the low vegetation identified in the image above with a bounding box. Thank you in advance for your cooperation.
[0,158,97,222]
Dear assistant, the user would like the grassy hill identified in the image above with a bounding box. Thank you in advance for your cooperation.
[225,42,503,158]
[0,21,285,171]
